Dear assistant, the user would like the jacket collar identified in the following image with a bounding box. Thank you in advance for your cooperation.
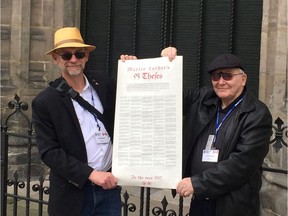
[203,87,255,114]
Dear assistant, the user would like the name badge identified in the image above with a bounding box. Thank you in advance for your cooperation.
[202,149,219,162]
[95,121,110,144]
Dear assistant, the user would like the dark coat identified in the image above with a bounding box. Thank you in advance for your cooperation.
[32,72,116,216]
[183,86,272,216]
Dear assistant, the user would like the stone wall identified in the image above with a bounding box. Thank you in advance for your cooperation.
[1,0,287,215]
[259,1,287,215]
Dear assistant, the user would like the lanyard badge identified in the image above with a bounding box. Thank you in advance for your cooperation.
[202,135,219,162]
[202,97,244,163]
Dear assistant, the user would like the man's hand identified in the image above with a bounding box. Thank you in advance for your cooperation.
[176,177,194,197]
[88,170,118,190]
[161,47,177,61]
[120,54,137,62]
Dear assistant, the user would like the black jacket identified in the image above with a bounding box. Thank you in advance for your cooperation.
[183,86,272,216]
[32,72,116,216]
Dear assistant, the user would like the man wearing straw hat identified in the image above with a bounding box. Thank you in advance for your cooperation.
[32,27,121,216]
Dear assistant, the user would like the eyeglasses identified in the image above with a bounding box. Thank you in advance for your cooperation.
[58,51,86,60]
[211,72,244,81]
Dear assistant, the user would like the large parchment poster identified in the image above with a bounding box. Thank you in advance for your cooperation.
[112,56,183,189]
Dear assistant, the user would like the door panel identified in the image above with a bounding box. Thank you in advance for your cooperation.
[81,0,263,96]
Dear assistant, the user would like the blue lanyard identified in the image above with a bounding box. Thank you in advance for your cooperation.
[213,97,243,144]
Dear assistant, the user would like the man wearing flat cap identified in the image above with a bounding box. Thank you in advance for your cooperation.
[159,47,272,216]
[120,47,272,216]
[32,27,121,216]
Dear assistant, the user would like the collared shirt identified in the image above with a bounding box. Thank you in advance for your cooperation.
[72,75,112,171]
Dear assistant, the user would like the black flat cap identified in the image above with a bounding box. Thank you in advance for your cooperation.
[207,53,243,74]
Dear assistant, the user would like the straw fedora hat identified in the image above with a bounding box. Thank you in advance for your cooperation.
[45,27,96,55]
